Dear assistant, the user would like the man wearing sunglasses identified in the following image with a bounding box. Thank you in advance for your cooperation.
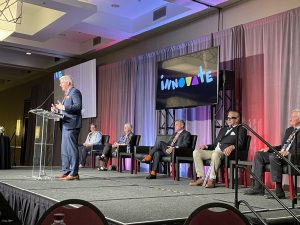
[190,111,247,188]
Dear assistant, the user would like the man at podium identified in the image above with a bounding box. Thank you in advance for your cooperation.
[51,75,82,181]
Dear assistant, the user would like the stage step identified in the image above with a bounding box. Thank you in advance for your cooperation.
[245,208,300,225]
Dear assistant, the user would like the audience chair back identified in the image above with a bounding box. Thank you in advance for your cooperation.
[36,199,108,225]
[184,202,250,225]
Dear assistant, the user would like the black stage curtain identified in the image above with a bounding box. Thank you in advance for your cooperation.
[0,183,56,225]
[0,135,10,169]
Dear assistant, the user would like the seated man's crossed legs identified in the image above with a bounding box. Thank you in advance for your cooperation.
[144,141,169,179]
[190,149,225,188]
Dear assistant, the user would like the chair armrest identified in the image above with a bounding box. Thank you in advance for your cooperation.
[117,145,128,153]
[91,144,103,151]
[172,147,194,158]
[134,146,151,155]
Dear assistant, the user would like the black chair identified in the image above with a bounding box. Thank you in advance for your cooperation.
[118,135,141,174]
[162,135,197,180]
[90,135,110,168]
[184,202,250,225]
[36,199,108,225]
[224,134,251,188]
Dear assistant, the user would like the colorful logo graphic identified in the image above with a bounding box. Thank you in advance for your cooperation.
[160,66,214,91]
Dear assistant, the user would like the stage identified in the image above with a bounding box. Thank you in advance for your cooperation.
[1,167,300,225]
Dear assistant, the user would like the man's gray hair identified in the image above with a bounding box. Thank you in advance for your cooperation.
[60,75,73,86]
[292,109,300,117]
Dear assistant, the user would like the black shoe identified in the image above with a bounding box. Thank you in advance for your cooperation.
[265,191,285,199]
[146,174,156,179]
[244,188,264,195]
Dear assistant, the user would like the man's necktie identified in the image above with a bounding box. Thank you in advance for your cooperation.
[170,132,180,147]
[282,128,298,151]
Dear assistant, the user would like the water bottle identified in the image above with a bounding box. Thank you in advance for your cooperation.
[51,213,66,225]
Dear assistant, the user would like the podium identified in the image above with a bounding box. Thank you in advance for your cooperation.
[29,109,63,180]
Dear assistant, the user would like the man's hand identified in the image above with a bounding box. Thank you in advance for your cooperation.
[198,145,206,150]
[55,100,65,110]
[166,146,174,154]
[259,147,269,152]
[279,151,289,156]
[223,145,235,156]
[51,104,58,113]
[112,142,119,148]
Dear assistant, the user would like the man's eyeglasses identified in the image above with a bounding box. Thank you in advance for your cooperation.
[226,117,237,120]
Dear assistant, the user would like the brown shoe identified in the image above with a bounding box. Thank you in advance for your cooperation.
[60,175,80,181]
[205,179,216,188]
[189,178,204,186]
[55,174,68,179]
[142,154,152,162]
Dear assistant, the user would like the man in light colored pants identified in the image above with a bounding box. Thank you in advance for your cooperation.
[190,111,247,188]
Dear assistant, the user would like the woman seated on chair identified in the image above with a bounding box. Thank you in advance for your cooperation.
[97,123,134,171]
[79,123,102,168]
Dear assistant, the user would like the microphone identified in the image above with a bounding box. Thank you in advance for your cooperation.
[35,91,54,109]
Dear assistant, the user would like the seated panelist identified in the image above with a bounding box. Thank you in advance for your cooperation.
[79,123,102,168]
[143,120,191,179]
[190,111,246,188]
[97,123,134,171]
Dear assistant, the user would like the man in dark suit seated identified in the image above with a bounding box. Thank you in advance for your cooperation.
[244,109,300,199]
[144,120,191,179]
[190,111,246,188]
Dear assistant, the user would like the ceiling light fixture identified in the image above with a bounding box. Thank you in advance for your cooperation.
[0,0,23,41]
[26,52,31,55]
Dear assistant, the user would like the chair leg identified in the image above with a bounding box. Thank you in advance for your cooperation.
[130,156,134,174]
[172,162,175,180]
[289,175,294,201]
[176,161,180,181]
[224,168,229,188]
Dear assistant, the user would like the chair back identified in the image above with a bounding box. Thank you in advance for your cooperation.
[189,135,198,149]
[155,135,172,145]
[36,199,108,225]
[184,202,250,225]
[129,135,141,147]
[101,135,110,145]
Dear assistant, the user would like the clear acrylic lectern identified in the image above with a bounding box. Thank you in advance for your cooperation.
[29,109,63,180]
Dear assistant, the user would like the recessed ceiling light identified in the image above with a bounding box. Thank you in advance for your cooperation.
[111,3,120,8]
[26,52,31,55]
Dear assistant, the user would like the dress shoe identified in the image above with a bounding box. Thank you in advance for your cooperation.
[265,191,285,199]
[55,174,68,179]
[205,179,216,188]
[146,174,156,179]
[142,154,152,163]
[97,166,107,171]
[61,174,80,181]
[244,188,264,195]
[189,178,204,186]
